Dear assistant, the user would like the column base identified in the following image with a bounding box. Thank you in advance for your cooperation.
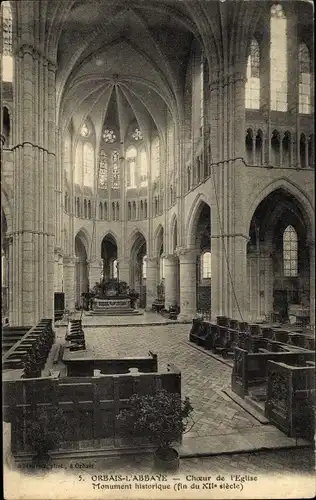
[178,312,194,322]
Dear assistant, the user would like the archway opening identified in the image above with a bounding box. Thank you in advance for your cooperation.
[75,234,89,308]
[247,188,311,324]
[194,203,211,313]
[101,234,118,282]
[130,232,147,308]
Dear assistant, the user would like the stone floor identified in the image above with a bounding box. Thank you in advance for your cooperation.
[54,323,309,455]
[56,310,182,327]
[4,321,315,499]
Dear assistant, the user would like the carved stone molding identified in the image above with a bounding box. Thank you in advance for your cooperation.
[63,256,76,265]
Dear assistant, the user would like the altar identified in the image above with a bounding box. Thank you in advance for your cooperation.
[89,279,142,316]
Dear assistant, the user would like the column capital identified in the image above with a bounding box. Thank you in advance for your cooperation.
[161,253,177,263]
[63,256,76,265]
[146,256,158,265]
[54,246,64,257]
[175,247,198,262]
[88,258,103,267]
[117,257,130,266]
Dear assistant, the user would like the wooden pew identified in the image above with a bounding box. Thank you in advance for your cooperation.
[231,347,315,399]
[62,351,158,377]
[266,359,315,441]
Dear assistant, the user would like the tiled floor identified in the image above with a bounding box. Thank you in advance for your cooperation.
[55,323,309,453]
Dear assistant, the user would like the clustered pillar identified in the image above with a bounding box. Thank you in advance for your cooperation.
[11,42,56,326]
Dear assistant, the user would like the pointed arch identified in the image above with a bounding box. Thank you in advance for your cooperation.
[153,223,164,256]
[75,228,91,258]
[98,230,120,256]
[128,227,147,250]
[246,179,314,240]
[169,212,178,254]
[186,193,211,247]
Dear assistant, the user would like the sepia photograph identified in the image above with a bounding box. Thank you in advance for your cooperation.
[1,0,315,498]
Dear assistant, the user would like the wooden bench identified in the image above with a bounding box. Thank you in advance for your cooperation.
[266,359,315,441]
[231,347,315,399]
[62,351,158,377]
[189,319,213,350]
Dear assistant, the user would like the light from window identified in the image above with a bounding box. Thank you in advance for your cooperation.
[283,225,298,277]
[99,150,108,188]
[160,256,165,281]
[80,122,89,137]
[142,255,147,279]
[112,259,118,279]
[103,128,116,143]
[245,39,260,109]
[126,147,137,188]
[140,149,147,186]
[75,142,83,185]
[1,1,13,82]
[151,136,160,179]
[299,43,312,114]
[132,128,143,140]
[83,143,94,188]
[201,251,211,279]
[270,4,287,111]
[112,151,120,189]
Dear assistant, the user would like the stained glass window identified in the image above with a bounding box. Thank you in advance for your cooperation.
[80,122,89,137]
[151,136,160,179]
[132,128,143,141]
[299,43,312,114]
[75,142,83,185]
[270,4,287,111]
[283,225,298,277]
[83,143,94,188]
[2,1,13,82]
[99,150,108,188]
[112,150,120,189]
[126,147,137,188]
[245,39,260,109]
[142,255,147,279]
[112,259,118,279]
[103,128,116,143]
[201,251,211,279]
[140,149,147,185]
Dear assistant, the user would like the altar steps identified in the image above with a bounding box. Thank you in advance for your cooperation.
[89,309,142,316]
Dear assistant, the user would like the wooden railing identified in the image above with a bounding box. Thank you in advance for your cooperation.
[265,360,315,440]
[3,364,181,456]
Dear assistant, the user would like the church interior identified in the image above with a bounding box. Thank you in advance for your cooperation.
[1,0,315,490]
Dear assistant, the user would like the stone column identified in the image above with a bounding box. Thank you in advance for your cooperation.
[11,40,56,325]
[63,256,76,312]
[260,245,274,321]
[247,247,259,322]
[117,258,130,285]
[145,257,158,311]
[211,233,249,322]
[89,259,103,287]
[163,254,178,309]
[177,248,197,322]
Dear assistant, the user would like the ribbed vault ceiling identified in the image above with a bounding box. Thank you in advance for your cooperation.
[57,0,196,137]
